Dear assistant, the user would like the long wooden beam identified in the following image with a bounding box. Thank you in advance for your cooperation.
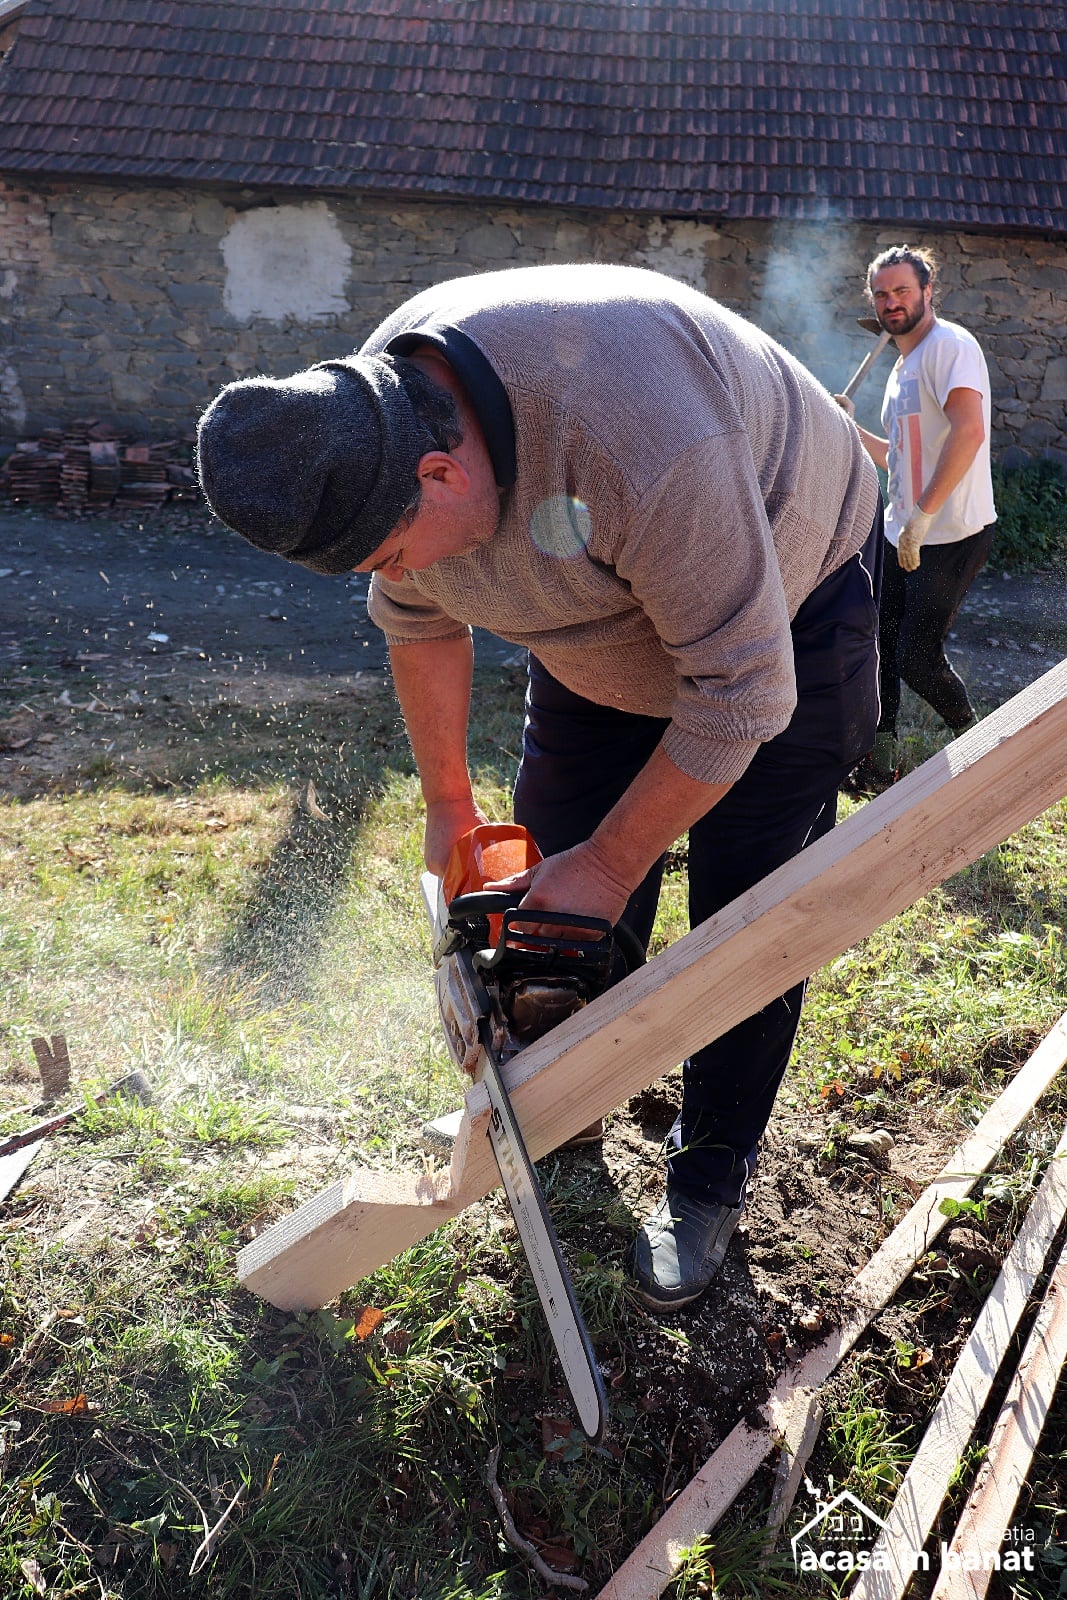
[238,659,1067,1310]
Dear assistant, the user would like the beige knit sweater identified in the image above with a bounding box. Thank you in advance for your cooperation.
[365,264,879,786]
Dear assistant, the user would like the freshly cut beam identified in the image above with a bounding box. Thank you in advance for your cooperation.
[238,660,1067,1311]
[592,1012,1067,1600]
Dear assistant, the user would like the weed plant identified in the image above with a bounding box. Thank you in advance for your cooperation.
[991,457,1067,571]
[2,654,1066,1597]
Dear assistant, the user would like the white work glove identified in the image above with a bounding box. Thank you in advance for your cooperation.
[897,505,934,571]
[833,393,856,418]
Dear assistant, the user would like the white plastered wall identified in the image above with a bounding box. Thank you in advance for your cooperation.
[221,201,351,324]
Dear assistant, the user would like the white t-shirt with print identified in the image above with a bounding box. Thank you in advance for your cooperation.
[880,318,996,547]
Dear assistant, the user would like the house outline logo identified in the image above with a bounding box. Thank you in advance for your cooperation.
[791,1489,889,1572]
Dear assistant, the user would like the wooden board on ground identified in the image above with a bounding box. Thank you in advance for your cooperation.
[761,1388,823,1565]
[0,1069,153,1162]
[593,1013,1067,1600]
[0,1139,43,1204]
[930,1234,1067,1600]
[849,1124,1067,1600]
[238,661,1067,1310]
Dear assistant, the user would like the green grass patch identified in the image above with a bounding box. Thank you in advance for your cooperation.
[2,662,1066,1596]
[991,457,1067,571]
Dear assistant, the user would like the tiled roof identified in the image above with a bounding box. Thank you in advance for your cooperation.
[0,0,1063,231]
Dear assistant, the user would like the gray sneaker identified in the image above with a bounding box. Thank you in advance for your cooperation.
[631,1185,745,1310]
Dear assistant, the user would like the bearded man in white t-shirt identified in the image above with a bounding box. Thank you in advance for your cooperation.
[837,244,997,785]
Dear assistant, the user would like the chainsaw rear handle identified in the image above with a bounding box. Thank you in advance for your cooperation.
[447,889,525,920]
[445,890,645,975]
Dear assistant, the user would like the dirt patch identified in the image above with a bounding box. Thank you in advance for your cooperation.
[584,1082,961,1470]
[946,565,1067,708]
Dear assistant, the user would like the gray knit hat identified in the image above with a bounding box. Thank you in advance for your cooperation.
[195,354,425,573]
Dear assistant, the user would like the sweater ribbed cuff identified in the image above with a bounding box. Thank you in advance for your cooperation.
[378,623,472,649]
[662,725,763,787]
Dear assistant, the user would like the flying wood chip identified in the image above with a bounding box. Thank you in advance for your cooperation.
[306,781,332,823]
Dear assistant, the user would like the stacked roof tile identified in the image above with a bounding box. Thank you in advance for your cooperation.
[0,0,1063,230]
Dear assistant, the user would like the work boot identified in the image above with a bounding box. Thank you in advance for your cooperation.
[631,1184,745,1310]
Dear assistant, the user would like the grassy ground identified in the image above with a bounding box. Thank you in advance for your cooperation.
[2,648,1067,1599]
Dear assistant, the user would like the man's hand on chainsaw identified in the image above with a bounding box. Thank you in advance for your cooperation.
[424,796,489,876]
[489,838,635,930]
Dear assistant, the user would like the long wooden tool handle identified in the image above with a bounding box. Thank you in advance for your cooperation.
[843,329,892,398]
[0,1070,151,1159]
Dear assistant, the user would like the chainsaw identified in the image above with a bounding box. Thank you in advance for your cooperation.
[422,823,642,1444]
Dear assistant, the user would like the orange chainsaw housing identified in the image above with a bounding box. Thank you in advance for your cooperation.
[442,824,542,946]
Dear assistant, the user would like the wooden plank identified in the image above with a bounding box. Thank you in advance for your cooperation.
[593,1013,1067,1600]
[930,1238,1067,1600]
[848,1124,1067,1600]
[239,1168,463,1300]
[238,660,1067,1309]
[0,1140,43,1203]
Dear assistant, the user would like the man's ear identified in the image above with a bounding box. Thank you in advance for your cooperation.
[417,450,471,495]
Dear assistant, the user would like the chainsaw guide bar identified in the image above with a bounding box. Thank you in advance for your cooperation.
[479,1032,607,1443]
[425,874,621,1443]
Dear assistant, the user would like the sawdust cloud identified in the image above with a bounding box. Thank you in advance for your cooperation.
[756,220,886,429]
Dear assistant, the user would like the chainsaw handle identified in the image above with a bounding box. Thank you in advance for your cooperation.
[612,918,646,973]
[447,890,524,919]
[447,892,645,972]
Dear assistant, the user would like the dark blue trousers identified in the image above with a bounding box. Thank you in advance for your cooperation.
[513,506,883,1204]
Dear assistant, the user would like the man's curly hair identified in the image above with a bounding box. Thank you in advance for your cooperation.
[866,244,938,299]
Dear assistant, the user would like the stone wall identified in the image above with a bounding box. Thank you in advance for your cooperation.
[1,176,1064,460]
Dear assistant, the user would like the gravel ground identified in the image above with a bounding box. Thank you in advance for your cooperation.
[0,498,1063,733]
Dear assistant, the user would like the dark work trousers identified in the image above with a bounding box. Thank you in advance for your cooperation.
[513,505,883,1206]
[877,524,995,736]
